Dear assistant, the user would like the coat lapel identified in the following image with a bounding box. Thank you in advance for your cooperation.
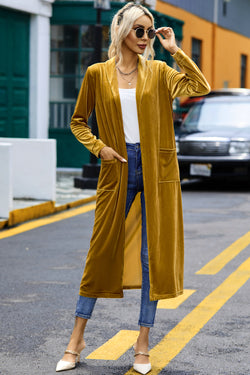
[105,57,122,119]
[105,55,149,113]
[104,55,149,152]
[105,57,126,151]
[136,55,149,108]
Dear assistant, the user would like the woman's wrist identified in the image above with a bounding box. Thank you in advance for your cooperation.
[168,45,179,55]
[99,146,107,158]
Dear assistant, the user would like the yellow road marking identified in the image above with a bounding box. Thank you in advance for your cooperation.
[86,330,139,360]
[0,203,96,240]
[196,231,250,275]
[123,257,250,375]
[157,289,196,309]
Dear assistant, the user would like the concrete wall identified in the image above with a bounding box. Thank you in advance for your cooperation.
[0,138,56,201]
[0,143,13,218]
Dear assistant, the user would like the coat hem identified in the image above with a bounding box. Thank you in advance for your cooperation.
[79,290,124,298]
[79,288,184,300]
[150,289,183,301]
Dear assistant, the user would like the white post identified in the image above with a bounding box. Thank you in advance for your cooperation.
[29,14,50,138]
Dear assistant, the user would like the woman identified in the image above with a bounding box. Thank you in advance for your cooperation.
[56,2,210,374]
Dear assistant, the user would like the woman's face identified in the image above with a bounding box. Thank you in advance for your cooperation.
[122,15,153,55]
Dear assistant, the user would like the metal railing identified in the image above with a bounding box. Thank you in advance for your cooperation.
[49,102,75,129]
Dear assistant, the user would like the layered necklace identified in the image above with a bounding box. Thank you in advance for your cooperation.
[116,63,138,86]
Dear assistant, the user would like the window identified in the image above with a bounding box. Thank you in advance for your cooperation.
[223,0,228,16]
[50,24,109,128]
[191,38,202,69]
[240,54,247,88]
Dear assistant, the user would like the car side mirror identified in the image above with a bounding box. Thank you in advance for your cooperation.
[174,118,182,128]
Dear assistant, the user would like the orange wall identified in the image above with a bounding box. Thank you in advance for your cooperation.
[215,27,250,88]
[156,1,250,89]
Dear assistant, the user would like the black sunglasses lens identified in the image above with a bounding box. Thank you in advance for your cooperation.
[148,29,156,39]
[135,28,144,38]
[135,28,155,39]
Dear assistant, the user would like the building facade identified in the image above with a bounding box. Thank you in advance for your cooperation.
[49,0,183,167]
[1,0,249,168]
[156,0,250,89]
[0,0,54,139]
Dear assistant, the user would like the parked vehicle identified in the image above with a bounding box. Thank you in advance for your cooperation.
[176,92,250,181]
[178,88,250,119]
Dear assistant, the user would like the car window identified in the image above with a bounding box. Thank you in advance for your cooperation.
[183,100,250,132]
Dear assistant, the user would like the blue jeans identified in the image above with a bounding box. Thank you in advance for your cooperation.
[75,143,158,327]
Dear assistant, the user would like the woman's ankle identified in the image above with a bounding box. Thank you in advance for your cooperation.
[61,339,85,362]
[67,317,87,350]
[136,328,149,350]
[67,337,85,351]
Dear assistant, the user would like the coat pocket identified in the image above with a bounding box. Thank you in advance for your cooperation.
[159,149,180,182]
[97,159,119,191]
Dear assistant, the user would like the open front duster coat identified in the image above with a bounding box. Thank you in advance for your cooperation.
[71,49,210,301]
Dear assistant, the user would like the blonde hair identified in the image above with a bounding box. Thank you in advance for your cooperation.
[108,2,155,64]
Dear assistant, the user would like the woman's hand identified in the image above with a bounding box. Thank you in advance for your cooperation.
[99,146,127,162]
[155,27,179,55]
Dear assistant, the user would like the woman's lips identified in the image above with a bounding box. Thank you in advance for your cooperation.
[138,44,147,49]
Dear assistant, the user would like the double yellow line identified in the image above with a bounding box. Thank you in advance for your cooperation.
[87,231,250,374]
[196,231,250,275]
[1,202,249,374]
[132,257,250,375]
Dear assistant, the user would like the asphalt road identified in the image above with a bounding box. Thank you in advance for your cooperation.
[0,180,250,375]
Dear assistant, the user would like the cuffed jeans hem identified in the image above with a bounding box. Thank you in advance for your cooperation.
[138,321,154,328]
[75,312,91,320]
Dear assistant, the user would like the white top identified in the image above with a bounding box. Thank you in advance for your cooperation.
[119,88,140,144]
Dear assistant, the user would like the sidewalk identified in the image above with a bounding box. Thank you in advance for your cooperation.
[0,169,96,229]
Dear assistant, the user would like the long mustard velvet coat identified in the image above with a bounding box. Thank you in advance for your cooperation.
[71,49,210,301]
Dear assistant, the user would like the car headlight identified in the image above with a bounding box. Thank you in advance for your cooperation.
[229,141,250,155]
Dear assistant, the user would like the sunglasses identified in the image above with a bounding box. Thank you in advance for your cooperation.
[133,27,156,39]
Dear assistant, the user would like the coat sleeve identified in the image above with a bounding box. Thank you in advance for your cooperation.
[163,48,211,99]
[70,66,106,158]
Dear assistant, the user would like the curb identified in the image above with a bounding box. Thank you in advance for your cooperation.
[0,195,96,229]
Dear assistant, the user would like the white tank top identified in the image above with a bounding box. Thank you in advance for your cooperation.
[119,88,140,144]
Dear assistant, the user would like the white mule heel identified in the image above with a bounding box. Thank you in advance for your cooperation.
[56,350,80,372]
[133,351,152,375]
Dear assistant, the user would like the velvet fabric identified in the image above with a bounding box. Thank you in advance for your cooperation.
[71,49,210,301]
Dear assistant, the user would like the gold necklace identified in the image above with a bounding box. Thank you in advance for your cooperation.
[116,65,138,76]
[117,68,137,86]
